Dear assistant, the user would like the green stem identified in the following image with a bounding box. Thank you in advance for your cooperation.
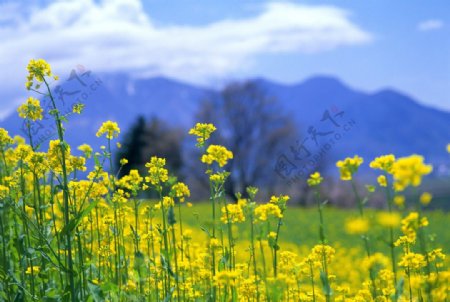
[170,218,181,301]
[43,78,76,302]
[351,180,377,299]
[250,214,260,302]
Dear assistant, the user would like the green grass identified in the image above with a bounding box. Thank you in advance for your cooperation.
[183,202,450,252]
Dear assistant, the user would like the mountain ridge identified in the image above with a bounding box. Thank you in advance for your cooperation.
[1,73,448,173]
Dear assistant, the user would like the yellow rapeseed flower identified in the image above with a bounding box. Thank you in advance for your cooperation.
[25,266,40,275]
[377,212,401,227]
[77,144,93,158]
[399,252,426,270]
[189,123,216,147]
[310,244,335,264]
[345,217,369,235]
[26,58,56,90]
[400,212,428,242]
[419,192,432,206]
[209,171,230,185]
[209,238,221,249]
[428,248,446,263]
[267,231,277,240]
[269,194,289,208]
[96,121,120,139]
[13,135,25,145]
[171,182,190,202]
[162,196,174,208]
[221,203,245,224]
[17,97,43,121]
[0,128,13,147]
[254,203,283,221]
[391,155,432,191]
[0,185,9,199]
[307,171,323,187]
[377,175,387,187]
[72,103,84,114]
[213,270,240,287]
[369,154,395,173]
[47,140,71,174]
[201,145,233,167]
[336,155,364,181]
[394,195,405,207]
[145,156,168,185]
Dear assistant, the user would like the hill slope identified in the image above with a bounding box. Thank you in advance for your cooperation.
[1,74,449,173]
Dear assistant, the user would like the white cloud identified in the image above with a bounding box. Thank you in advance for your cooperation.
[417,19,444,31]
[0,0,372,118]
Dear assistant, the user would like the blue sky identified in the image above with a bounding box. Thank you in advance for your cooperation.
[0,0,449,118]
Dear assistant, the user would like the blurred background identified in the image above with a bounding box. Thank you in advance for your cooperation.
[1,0,449,207]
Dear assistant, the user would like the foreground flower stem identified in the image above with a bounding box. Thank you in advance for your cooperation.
[272,216,282,277]
[383,176,398,289]
[107,138,121,290]
[170,215,181,301]
[223,200,235,270]
[416,207,433,301]
[350,180,377,298]
[209,177,217,301]
[258,237,270,300]
[177,203,184,260]
[44,77,76,302]
[159,190,172,297]
[314,189,331,302]
[250,214,260,301]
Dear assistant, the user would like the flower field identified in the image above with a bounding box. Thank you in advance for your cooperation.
[0,59,448,301]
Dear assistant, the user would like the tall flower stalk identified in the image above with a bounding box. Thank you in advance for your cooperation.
[337,155,377,298]
[307,172,332,301]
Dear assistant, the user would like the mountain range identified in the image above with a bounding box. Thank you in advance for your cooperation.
[1,72,449,175]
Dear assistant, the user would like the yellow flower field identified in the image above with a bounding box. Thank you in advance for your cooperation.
[0,59,448,301]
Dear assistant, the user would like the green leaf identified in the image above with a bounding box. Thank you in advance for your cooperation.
[200,226,211,237]
[133,251,145,271]
[60,200,99,237]
[320,270,332,296]
[219,250,230,270]
[167,206,176,225]
[163,287,175,302]
[394,277,404,301]
[160,255,178,280]
[94,154,101,168]
[53,184,64,195]
[87,281,105,302]
[44,288,61,299]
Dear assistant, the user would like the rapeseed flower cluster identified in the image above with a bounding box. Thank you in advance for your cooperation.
[188,122,216,147]
[370,154,396,173]
[307,171,323,186]
[254,203,283,221]
[26,58,58,90]
[201,144,233,167]
[345,217,370,235]
[220,203,245,223]
[96,120,121,139]
[391,155,432,191]
[336,155,364,180]
[17,97,43,121]
[144,156,169,185]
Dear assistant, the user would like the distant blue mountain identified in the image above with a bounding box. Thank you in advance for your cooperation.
[1,73,449,173]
